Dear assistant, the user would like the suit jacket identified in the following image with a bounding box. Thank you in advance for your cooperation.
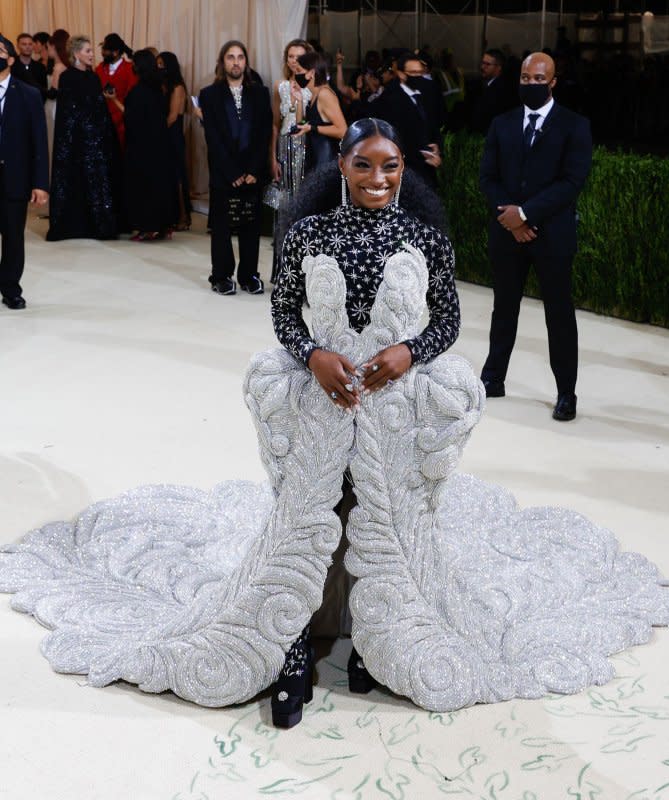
[369,78,442,185]
[199,80,272,190]
[11,59,48,102]
[0,76,49,201]
[480,102,592,257]
[470,76,517,135]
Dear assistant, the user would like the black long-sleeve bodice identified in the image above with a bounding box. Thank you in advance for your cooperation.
[271,203,460,366]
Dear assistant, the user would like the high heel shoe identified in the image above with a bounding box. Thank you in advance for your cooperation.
[348,647,376,694]
[271,655,314,729]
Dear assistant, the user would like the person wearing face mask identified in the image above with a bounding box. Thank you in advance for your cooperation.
[0,34,49,309]
[292,51,347,174]
[95,33,137,151]
[369,51,443,187]
[47,35,118,241]
[479,52,592,422]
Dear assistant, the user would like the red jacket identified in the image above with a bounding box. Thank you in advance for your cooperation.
[95,58,138,150]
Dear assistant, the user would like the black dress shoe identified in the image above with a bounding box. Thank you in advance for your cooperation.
[347,647,376,694]
[553,393,577,421]
[2,296,26,310]
[482,379,505,398]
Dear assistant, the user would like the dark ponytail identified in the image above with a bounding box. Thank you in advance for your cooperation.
[281,118,447,244]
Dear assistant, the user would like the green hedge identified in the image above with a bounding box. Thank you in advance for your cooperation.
[439,132,669,327]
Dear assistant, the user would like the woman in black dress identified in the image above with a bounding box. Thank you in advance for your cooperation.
[123,49,177,241]
[158,51,192,231]
[292,51,346,173]
[47,35,117,241]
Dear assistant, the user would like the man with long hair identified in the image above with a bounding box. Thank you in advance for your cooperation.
[199,40,272,295]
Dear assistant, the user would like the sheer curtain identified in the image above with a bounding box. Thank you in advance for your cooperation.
[16,0,307,194]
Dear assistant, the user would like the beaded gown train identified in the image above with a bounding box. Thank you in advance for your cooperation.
[1,239,667,712]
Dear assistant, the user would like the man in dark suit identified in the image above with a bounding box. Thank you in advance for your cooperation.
[0,35,49,310]
[369,52,443,187]
[479,52,592,421]
[470,48,517,135]
[11,34,47,102]
[199,40,272,296]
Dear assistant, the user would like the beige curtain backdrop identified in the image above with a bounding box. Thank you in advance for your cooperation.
[0,1,25,42]
[3,0,307,194]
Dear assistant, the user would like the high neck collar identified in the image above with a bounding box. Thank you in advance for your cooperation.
[336,202,402,221]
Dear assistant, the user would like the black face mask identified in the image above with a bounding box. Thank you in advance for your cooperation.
[518,83,551,110]
[102,53,116,65]
[294,73,309,89]
[0,57,8,72]
[405,75,425,91]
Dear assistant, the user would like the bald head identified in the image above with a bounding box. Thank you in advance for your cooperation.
[521,52,556,83]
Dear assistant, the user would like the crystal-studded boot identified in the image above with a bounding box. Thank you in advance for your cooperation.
[271,627,314,729]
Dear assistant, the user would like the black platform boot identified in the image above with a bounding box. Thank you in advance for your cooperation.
[347,646,376,694]
[271,627,314,729]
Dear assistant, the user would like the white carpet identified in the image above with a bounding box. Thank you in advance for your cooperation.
[1,210,668,800]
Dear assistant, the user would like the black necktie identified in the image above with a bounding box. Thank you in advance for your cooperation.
[0,87,6,146]
[524,113,539,149]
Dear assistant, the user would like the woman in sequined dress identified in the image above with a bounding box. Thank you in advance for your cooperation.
[269,39,312,282]
[269,117,460,727]
[2,122,667,737]
[46,35,117,241]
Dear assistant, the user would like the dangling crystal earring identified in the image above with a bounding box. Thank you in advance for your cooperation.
[341,173,348,206]
[393,173,403,207]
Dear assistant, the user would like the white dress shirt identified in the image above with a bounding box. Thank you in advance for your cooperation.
[107,57,124,77]
[0,73,10,114]
[399,81,421,105]
[523,96,554,141]
[518,96,554,222]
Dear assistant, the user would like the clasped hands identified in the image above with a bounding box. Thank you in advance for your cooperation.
[232,174,258,187]
[497,205,537,243]
[308,344,412,410]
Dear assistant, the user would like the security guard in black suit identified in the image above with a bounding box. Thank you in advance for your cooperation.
[479,52,592,421]
[0,35,49,309]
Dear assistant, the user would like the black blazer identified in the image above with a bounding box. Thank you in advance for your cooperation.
[470,76,517,135]
[199,80,272,189]
[369,78,442,184]
[0,77,49,201]
[480,102,592,257]
[11,59,48,102]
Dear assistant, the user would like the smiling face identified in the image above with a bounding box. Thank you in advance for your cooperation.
[339,134,404,209]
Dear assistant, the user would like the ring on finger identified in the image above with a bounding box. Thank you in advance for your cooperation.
[371,364,380,372]
[330,391,338,400]
[345,383,354,392]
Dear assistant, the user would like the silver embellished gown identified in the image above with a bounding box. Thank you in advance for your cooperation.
[1,233,667,712]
